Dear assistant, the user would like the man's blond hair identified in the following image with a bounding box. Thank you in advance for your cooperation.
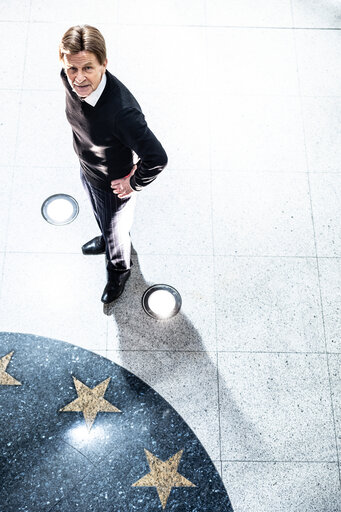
[59,25,107,65]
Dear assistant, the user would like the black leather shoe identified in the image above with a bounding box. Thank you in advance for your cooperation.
[101,269,131,304]
[82,236,106,255]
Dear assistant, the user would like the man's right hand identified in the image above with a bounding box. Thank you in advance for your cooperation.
[110,164,137,198]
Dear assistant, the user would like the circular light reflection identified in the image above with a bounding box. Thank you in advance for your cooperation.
[66,424,107,445]
[41,194,79,226]
[142,284,182,319]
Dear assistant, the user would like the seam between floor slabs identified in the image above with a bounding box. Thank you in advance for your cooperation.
[9,20,341,30]
[0,4,32,306]
[292,20,341,486]
[204,0,224,468]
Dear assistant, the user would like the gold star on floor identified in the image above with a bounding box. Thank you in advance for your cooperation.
[0,352,21,386]
[59,376,121,430]
[132,449,196,509]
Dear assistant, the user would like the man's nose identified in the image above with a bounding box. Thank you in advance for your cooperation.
[75,71,86,84]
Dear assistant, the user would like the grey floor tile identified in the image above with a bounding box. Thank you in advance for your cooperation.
[106,350,221,460]
[0,22,28,89]
[222,461,341,512]
[310,173,341,257]
[107,253,217,351]
[118,0,206,26]
[0,0,30,21]
[209,95,307,172]
[292,0,341,29]
[218,353,336,461]
[6,165,99,253]
[207,28,299,95]
[318,258,341,353]
[137,91,210,172]
[115,25,208,94]
[212,172,315,256]
[15,90,78,168]
[295,30,341,97]
[206,0,293,27]
[0,91,21,166]
[302,96,341,172]
[329,354,341,456]
[215,256,325,352]
[0,253,107,351]
[131,170,213,255]
[30,0,118,23]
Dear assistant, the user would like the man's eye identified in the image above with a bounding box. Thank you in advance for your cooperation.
[86,67,92,70]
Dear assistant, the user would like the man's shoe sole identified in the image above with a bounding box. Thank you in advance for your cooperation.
[82,248,106,255]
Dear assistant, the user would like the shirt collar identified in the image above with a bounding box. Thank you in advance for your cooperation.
[77,72,107,107]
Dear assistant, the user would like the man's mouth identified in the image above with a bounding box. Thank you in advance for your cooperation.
[73,84,91,96]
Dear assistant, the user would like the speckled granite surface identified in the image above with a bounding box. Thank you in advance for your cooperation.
[0,332,233,511]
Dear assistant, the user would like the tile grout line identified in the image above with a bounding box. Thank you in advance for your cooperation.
[314,246,341,487]
[1,162,341,172]
[292,18,341,486]
[0,3,32,307]
[204,0,223,470]
[2,250,341,259]
[3,19,340,30]
[105,315,109,355]
[105,349,338,355]
[220,459,339,464]
[289,0,296,29]
[60,438,97,467]
[3,89,341,100]
[0,165,341,171]
[216,352,224,474]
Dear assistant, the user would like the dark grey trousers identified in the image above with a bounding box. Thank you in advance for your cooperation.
[80,169,136,272]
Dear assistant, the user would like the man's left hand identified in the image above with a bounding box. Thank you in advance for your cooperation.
[110,165,137,198]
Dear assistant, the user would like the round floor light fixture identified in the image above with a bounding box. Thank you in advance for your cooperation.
[142,284,182,320]
[41,194,79,226]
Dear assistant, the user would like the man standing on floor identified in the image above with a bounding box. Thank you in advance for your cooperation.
[59,25,168,303]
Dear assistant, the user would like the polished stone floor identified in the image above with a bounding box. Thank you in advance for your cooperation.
[0,1,341,511]
[0,332,232,511]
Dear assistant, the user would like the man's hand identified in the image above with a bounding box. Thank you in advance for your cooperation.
[110,165,137,198]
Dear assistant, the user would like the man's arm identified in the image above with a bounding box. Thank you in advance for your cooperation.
[112,107,168,194]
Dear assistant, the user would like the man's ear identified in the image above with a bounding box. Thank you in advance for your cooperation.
[61,55,67,69]
[103,58,108,69]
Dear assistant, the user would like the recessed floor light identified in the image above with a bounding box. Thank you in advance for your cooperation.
[142,284,182,319]
[41,194,79,226]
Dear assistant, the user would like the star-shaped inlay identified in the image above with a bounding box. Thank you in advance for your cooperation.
[0,352,21,386]
[59,376,121,430]
[132,449,196,509]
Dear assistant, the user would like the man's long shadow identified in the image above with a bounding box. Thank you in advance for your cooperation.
[104,249,269,462]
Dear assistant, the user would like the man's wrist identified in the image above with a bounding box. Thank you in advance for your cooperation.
[129,174,143,192]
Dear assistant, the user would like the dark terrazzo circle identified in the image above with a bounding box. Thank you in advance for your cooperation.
[0,332,233,512]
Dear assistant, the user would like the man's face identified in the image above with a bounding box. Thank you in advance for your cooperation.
[63,51,107,98]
